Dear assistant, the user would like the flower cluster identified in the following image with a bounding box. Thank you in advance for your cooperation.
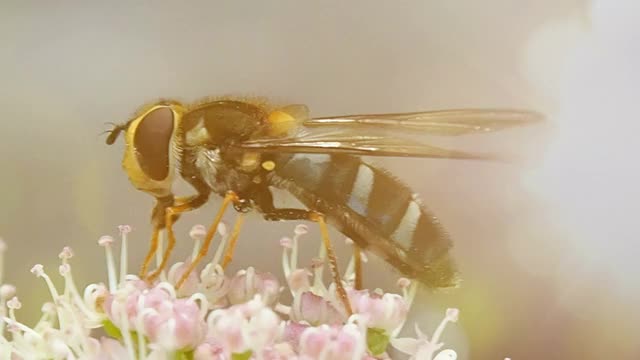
[0,223,460,359]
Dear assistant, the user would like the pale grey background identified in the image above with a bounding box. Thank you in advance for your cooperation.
[2,1,637,359]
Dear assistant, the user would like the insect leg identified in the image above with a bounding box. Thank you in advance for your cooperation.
[140,227,161,278]
[263,209,311,221]
[176,191,239,289]
[261,209,354,314]
[353,246,363,290]
[221,213,245,269]
[140,196,175,278]
[146,194,209,282]
[309,211,353,316]
[253,188,352,314]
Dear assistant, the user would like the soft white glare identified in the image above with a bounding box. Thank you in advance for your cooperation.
[524,0,640,299]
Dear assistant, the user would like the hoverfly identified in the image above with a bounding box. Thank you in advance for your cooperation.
[106,96,541,314]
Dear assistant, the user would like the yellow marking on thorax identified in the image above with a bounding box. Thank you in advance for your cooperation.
[267,110,297,136]
[261,160,276,171]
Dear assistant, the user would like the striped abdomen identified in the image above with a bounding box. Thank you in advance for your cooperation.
[270,153,459,288]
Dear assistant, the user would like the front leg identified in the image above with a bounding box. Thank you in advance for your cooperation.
[140,195,174,278]
[175,191,242,288]
[143,192,210,281]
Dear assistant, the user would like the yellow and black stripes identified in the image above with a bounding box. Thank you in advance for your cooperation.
[273,153,458,288]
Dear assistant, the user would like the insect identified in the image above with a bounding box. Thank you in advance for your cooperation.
[105,96,541,314]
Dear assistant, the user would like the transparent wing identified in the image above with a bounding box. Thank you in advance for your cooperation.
[233,129,497,160]
[232,108,541,160]
[304,108,543,136]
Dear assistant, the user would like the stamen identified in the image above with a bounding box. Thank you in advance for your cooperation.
[7,297,21,318]
[312,242,328,294]
[280,237,292,279]
[5,297,26,347]
[135,295,150,360]
[1,316,42,341]
[30,264,67,331]
[0,284,15,335]
[344,255,355,284]
[112,296,136,359]
[58,246,73,262]
[33,302,56,332]
[429,308,460,351]
[156,282,177,299]
[83,283,107,314]
[189,224,206,261]
[98,236,118,292]
[58,298,91,354]
[397,277,411,290]
[244,267,256,301]
[209,221,228,267]
[189,293,210,320]
[57,258,100,323]
[291,224,308,271]
[118,225,132,285]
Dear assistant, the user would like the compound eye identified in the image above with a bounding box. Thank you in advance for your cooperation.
[134,107,174,181]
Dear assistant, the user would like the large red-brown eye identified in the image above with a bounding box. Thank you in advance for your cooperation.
[134,107,174,181]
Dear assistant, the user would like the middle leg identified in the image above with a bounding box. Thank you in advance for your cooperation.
[176,191,240,289]
[146,193,209,282]
[263,208,353,316]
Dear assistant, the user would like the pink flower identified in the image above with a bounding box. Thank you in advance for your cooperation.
[3,223,461,359]
[260,344,297,359]
[193,340,228,360]
[207,308,247,354]
[207,296,282,356]
[148,298,207,350]
[291,291,344,326]
[299,323,366,360]
[282,321,309,353]
[95,337,129,360]
[227,267,281,306]
[102,280,153,327]
[349,289,409,333]
[287,268,312,292]
[168,262,200,297]
[103,282,206,350]
[199,269,231,308]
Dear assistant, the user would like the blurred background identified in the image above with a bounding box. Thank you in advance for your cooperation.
[1,1,638,359]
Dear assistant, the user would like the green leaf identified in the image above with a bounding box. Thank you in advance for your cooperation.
[174,349,195,360]
[102,320,123,339]
[367,327,390,356]
[232,350,253,360]
[101,320,148,357]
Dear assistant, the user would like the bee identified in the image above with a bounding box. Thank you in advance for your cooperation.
[106,96,541,313]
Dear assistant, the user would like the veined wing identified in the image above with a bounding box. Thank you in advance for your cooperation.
[233,107,541,160]
[233,129,493,159]
[304,108,543,136]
